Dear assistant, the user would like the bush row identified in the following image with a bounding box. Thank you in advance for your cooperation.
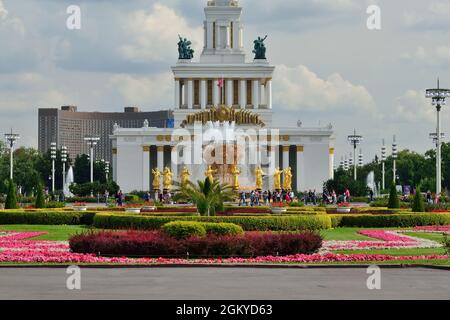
[92,214,333,231]
[162,221,244,239]
[0,211,96,225]
[330,213,450,228]
[69,230,323,258]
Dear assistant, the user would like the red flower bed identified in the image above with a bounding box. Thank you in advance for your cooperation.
[69,230,322,258]
[151,207,198,213]
[219,208,271,216]
[432,210,450,213]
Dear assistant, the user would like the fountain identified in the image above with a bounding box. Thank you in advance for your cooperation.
[366,171,378,198]
[64,166,74,197]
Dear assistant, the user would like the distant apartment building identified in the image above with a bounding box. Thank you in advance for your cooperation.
[38,106,173,162]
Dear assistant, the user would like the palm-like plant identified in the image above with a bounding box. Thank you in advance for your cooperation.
[173,177,236,216]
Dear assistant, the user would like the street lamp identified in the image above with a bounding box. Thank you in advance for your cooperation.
[4,129,20,180]
[84,136,100,196]
[426,79,450,196]
[429,133,445,146]
[381,139,387,190]
[50,142,57,193]
[61,146,67,192]
[347,129,363,180]
[358,149,364,167]
[344,156,349,171]
[105,161,110,181]
[392,135,398,184]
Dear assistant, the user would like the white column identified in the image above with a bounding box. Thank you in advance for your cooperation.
[226,79,233,106]
[215,23,221,49]
[233,21,240,49]
[226,25,231,48]
[174,79,180,109]
[171,146,178,184]
[207,21,214,49]
[112,149,117,182]
[259,83,265,106]
[239,79,246,109]
[252,79,259,108]
[274,145,280,169]
[213,79,219,106]
[200,79,207,109]
[296,146,304,192]
[266,79,272,109]
[157,146,164,190]
[282,145,290,169]
[142,146,150,191]
[329,148,335,180]
[187,79,193,109]
[183,82,188,107]
[268,146,275,190]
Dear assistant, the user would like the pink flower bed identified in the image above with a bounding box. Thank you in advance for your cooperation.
[358,230,415,242]
[0,231,448,265]
[413,226,450,233]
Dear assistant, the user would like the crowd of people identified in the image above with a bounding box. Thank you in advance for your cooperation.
[239,190,296,206]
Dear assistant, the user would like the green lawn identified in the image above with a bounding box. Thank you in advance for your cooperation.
[403,232,447,243]
[321,228,381,241]
[0,225,90,241]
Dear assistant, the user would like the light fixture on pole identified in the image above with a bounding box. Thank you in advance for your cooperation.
[392,135,398,184]
[381,139,387,190]
[4,129,20,180]
[50,142,57,193]
[344,156,348,171]
[61,146,67,192]
[429,132,445,146]
[358,149,364,167]
[340,156,344,169]
[426,79,450,196]
[347,129,363,180]
[105,161,110,181]
[84,136,100,197]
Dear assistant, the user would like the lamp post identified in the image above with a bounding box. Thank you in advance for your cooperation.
[429,133,445,146]
[84,136,100,197]
[61,146,67,192]
[392,135,398,184]
[50,142,57,193]
[426,80,450,196]
[381,139,387,191]
[4,129,20,180]
[358,149,364,167]
[348,129,363,180]
[344,156,348,171]
[105,161,110,181]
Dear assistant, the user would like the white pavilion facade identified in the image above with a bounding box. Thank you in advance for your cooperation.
[111,0,335,193]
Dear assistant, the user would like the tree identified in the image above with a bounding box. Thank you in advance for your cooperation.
[388,183,400,209]
[412,187,425,213]
[5,179,18,209]
[35,182,45,208]
[173,178,235,216]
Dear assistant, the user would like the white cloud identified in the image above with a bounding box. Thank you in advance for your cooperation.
[402,45,450,67]
[404,1,450,29]
[0,0,7,20]
[109,72,173,107]
[274,64,376,113]
[119,3,202,63]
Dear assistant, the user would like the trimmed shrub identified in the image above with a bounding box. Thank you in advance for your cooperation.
[388,184,400,209]
[0,211,96,225]
[35,183,45,209]
[69,230,323,258]
[412,188,426,213]
[5,180,18,209]
[202,223,244,236]
[93,214,332,231]
[162,221,207,239]
[330,213,450,228]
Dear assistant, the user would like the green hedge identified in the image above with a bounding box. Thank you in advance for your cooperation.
[330,213,450,228]
[93,214,332,231]
[202,222,244,236]
[162,221,207,239]
[0,211,96,225]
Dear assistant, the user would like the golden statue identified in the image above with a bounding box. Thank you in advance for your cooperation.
[273,167,283,191]
[283,167,293,191]
[255,166,265,191]
[152,168,161,191]
[180,166,191,187]
[163,167,173,191]
[205,165,216,183]
[230,165,241,191]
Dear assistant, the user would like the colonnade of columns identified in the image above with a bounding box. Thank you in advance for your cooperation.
[174,78,272,110]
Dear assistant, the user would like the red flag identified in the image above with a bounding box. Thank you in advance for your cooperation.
[217,78,224,88]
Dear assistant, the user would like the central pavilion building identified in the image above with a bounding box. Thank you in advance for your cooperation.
[111,0,335,193]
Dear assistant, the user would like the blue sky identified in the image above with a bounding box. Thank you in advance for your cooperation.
[0,0,449,163]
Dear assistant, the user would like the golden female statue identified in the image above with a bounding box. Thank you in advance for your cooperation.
[163,167,173,191]
[152,168,161,191]
[205,165,216,183]
[230,165,241,191]
[180,166,191,187]
[273,167,283,191]
[283,167,293,191]
[255,166,265,191]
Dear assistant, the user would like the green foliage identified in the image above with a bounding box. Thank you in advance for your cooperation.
[73,154,110,185]
[388,184,400,209]
[325,169,368,196]
[330,213,450,228]
[412,187,426,213]
[5,179,18,209]
[35,182,45,209]
[93,214,332,231]
[45,201,66,209]
[173,178,235,216]
[69,181,119,197]
[162,221,207,239]
[0,211,96,225]
[124,194,142,203]
[202,222,244,236]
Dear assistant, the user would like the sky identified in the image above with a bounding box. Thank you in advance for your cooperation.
[0,0,449,164]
